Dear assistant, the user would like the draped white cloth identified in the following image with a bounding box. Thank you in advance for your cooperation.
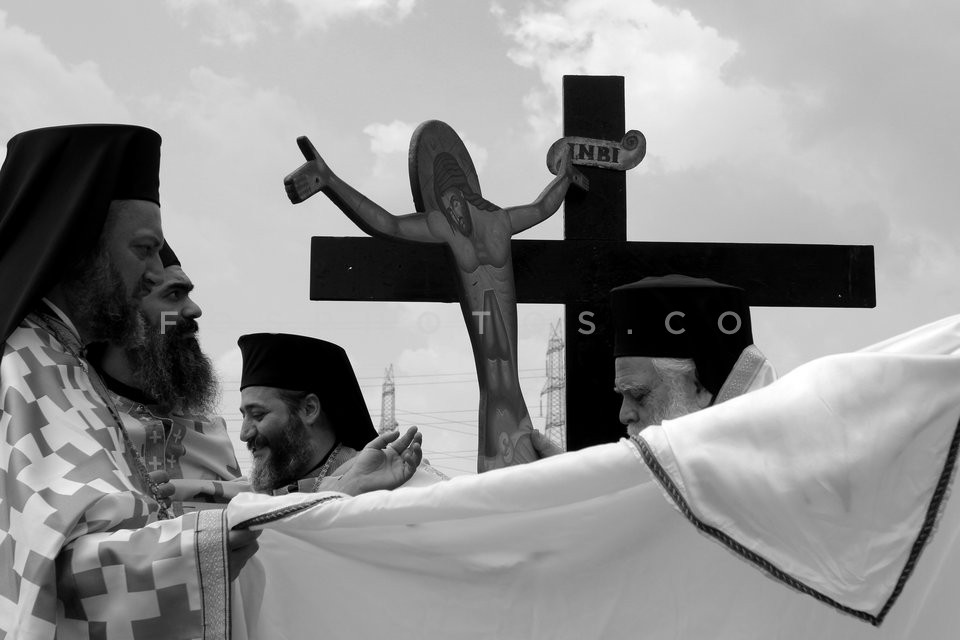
[229,315,960,640]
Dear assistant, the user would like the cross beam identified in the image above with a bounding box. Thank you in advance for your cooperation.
[311,237,874,307]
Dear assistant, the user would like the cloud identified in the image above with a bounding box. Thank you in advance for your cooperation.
[284,0,418,30]
[137,64,323,231]
[365,120,416,156]
[363,119,490,181]
[656,1,960,233]
[136,65,317,270]
[363,120,417,180]
[215,345,244,385]
[165,0,418,46]
[496,0,792,172]
[153,66,307,153]
[165,0,268,46]
[0,10,129,144]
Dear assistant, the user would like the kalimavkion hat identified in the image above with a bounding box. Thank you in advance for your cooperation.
[610,275,754,396]
[238,333,378,450]
[158,241,180,268]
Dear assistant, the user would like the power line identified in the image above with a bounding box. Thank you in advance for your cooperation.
[218,367,549,385]
[355,368,546,381]
[428,466,474,477]
[425,452,478,461]
[394,408,478,429]
[376,403,546,417]
[424,447,477,456]
[218,374,548,390]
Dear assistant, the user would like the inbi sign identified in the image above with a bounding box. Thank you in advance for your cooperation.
[546,129,646,175]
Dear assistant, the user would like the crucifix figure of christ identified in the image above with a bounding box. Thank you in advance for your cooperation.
[294,75,875,460]
[284,120,588,471]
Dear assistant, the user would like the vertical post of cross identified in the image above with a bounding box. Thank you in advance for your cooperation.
[562,75,629,450]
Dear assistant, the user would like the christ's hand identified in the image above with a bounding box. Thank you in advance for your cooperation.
[284,136,333,204]
[554,146,589,192]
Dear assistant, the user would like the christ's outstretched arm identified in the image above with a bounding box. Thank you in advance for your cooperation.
[505,147,588,235]
[284,136,444,244]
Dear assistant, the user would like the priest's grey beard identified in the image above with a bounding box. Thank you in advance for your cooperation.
[127,312,219,415]
[626,373,703,439]
[62,249,144,346]
[249,413,319,493]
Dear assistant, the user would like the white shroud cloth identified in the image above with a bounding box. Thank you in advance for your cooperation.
[229,316,960,639]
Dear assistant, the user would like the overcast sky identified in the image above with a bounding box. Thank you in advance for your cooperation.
[3,0,958,476]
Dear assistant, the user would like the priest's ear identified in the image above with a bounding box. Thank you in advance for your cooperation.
[299,393,323,427]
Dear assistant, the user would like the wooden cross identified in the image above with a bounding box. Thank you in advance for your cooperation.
[307,75,875,451]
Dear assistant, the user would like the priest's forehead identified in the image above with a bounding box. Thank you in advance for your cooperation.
[614,356,660,389]
[103,199,163,242]
[240,386,294,413]
[153,266,193,293]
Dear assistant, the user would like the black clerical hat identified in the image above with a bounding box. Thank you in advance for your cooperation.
[238,333,378,450]
[159,241,180,268]
[610,275,754,396]
[0,124,161,341]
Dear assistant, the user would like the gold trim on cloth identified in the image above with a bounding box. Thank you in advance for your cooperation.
[197,509,230,640]
[714,345,772,404]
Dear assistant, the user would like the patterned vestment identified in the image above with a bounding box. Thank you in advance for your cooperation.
[0,310,231,640]
[108,395,248,516]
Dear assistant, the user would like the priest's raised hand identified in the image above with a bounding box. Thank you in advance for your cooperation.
[334,426,423,495]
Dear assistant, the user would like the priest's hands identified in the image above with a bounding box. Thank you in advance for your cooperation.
[284,136,333,204]
[530,429,564,459]
[147,470,175,511]
[147,470,259,581]
[168,478,252,502]
[336,426,423,495]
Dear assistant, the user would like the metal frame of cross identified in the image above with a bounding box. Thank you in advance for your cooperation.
[308,75,875,451]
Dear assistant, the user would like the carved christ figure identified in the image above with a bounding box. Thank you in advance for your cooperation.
[284,122,586,471]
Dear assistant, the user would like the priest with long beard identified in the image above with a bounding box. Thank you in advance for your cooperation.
[88,242,246,515]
